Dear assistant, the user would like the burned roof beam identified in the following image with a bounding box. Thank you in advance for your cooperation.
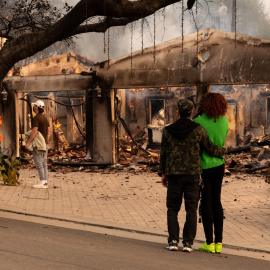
[4,74,93,93]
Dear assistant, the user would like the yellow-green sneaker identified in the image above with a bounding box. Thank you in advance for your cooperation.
[215,242,222,253]
[198,242,215,253]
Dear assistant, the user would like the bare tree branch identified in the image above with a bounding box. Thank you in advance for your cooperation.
[72,17,141,35]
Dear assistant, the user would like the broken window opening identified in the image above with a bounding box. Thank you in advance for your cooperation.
[149,99,165,126]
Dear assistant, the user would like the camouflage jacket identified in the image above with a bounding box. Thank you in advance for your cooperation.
[158,118,226,176]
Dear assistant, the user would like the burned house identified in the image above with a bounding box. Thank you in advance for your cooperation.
[3,28,270,163]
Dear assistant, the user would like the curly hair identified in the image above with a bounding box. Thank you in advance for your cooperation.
[202,92,228,118]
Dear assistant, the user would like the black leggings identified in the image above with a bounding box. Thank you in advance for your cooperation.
[201,164,224,244]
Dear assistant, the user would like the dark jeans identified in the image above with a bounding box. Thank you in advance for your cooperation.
[167,175,200,245]
[201,164,224,244]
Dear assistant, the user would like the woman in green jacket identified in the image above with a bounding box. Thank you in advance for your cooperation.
[193,92,229,254]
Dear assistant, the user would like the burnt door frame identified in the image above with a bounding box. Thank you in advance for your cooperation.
[148,99,165,125]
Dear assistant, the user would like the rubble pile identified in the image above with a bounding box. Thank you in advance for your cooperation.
[226,134,270,183]
[48,145,86,162]
[118,137,160,172]
[21,144,87,173]
[21,135,160,174]
[116,126,160,172]
[20,132,270,183]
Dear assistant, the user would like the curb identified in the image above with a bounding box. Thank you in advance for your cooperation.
[1,208,269,255]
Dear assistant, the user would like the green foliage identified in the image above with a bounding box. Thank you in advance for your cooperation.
[0,0,74,67]
[0,155,21,186]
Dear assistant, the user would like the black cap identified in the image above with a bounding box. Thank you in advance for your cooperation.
[177,99,193,113]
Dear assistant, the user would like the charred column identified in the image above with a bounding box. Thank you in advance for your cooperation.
[85,88,93,159]
[194,83,210,117]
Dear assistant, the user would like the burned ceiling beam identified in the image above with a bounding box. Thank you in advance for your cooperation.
[94,28,270,88]
[4,74,92,93]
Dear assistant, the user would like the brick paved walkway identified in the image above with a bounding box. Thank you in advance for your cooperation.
[0,169,269,254]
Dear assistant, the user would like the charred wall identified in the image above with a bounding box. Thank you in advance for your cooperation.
[213,84,270,141]
[117,87,196,146]
[119,84,270,149]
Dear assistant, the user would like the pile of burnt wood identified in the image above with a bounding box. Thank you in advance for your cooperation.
[225,134,270,182]
[21,128,270,180]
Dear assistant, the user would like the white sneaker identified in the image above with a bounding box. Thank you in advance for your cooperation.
[182,245,193,253]
[32,180,48,189]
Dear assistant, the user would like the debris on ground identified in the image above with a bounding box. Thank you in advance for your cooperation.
[226,134,270,183]
[20,132,270,183]
[20,138,159,175]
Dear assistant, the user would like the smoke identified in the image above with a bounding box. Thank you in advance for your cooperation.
[73,2,196,62]
[63,1,270,62]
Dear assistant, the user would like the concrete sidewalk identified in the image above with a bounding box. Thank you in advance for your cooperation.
[0,168,269,256]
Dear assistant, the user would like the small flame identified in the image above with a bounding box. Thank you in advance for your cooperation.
[129,87,165,92]
[129,102,136,108]
[261,125,265,136]
[74,64,80,74]
[266,88,270,92]
[130,88,146,92]
[54,121,62,128]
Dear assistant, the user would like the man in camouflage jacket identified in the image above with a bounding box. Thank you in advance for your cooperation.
[158,99,226,253]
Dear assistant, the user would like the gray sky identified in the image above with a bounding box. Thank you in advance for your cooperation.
[64,0,270,62]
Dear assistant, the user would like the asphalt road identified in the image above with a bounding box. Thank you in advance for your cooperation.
[0,217,269,270]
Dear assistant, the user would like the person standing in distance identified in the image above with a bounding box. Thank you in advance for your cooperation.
[158,99,226,253]
[25,100,50,189]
